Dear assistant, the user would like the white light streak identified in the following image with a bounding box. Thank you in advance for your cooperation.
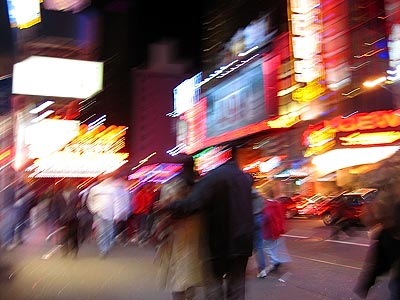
[31,110,54,123]
[29,100,55,114]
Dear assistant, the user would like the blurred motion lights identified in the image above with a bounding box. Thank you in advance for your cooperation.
[312,146,400,176]
[25,124,128,177]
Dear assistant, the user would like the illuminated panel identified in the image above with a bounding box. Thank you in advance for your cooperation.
[12,56,104,99]
[26,124,129,178]
[303,110,400,156]
[242,155,285,173]
[339,131,400,145]
[267,113,301,128]
[205,61,267,138]
[312,146,400,176]
[288,0,325,102]
[179,56,281,154]
[128,163,183,184]
[180,98,207,154]
[6,0,41,29]
[173,72,202,116]
[193,146,232,175]
[25,119,80,158]
[320,0,351,91]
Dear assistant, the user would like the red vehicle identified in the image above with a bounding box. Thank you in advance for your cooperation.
[314,188,378,225]
[297,194,328,216]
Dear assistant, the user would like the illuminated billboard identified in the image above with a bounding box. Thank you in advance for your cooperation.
[179,55,280,154]
[288,0,325,102]
[205,62,267,138]
[173,72,202,116]
[6,0,41,29]
[25,119,80,158]
[12,56,104,99]
[302,110,400,157]
[25,124,129,178]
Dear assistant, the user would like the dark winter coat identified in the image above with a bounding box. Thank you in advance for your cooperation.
[166,159,254,261]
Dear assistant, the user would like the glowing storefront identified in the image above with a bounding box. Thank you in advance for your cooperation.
[303,109,400,188]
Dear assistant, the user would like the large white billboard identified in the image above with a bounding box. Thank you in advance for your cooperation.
[6,0,41,29]
[12,56,104,99]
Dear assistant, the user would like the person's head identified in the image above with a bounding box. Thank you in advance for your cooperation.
[175,153,197,185]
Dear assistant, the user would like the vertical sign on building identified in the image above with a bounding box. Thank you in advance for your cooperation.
[289,0,325,102]
[320,0,351,91]
[385,0,400,80]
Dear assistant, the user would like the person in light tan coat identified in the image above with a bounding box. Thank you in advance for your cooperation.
[154,155,204,300]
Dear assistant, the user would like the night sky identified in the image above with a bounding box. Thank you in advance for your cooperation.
[93,0,204,70]
[89,0,207,128]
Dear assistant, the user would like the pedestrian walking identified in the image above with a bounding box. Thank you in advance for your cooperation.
[153,154,204,300]
[131,182,155,243]
[251,187,267,279]
[0,168,17,249]
[354,186,400,300]
[7,175,37,249]
[54,179,80,257]
[87,173,119,258]
[113,175,132,245]
[261,198,292,275]
[156,144,254,300]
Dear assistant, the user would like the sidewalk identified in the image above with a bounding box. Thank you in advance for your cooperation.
[0,223,388,300]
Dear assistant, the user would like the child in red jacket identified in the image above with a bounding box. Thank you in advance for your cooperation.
[261,199,292,274]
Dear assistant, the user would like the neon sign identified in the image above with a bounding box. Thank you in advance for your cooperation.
[324,110,400,132]
[288,0,325,102]
[303,110,400,156]
[339,131,400,145]
[194,146,232,175]
[26,124,129,177]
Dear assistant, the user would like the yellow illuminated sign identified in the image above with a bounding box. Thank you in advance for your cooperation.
[339,131,400,145]
[292,80,325,102]
[267,114,301,128]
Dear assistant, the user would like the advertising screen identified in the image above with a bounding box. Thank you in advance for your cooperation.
[180,55,280,154]
[205,61,267,138]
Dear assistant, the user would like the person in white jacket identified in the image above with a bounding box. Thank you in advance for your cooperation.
[87,173,119,258]
[113,176,131,245]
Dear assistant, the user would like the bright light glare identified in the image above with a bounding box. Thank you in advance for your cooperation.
[362,76,386,87]
[29,100,55,114]
[312,146,399,176]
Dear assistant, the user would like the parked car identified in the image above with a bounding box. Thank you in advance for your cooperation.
[312,191,348,217]
[297,193,328,216]
[315,188,378,226]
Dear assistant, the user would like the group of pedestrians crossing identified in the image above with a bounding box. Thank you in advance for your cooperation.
[0,170,159,260]
[0,169,37,251]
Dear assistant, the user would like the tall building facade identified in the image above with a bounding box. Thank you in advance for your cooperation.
[129,41,195,167]
[173,0,400,196]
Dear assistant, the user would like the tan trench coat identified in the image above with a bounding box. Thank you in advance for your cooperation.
[154,176,204,292]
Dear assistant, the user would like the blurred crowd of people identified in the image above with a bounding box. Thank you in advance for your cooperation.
[0,169,161,259]
[0,145,400,300]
